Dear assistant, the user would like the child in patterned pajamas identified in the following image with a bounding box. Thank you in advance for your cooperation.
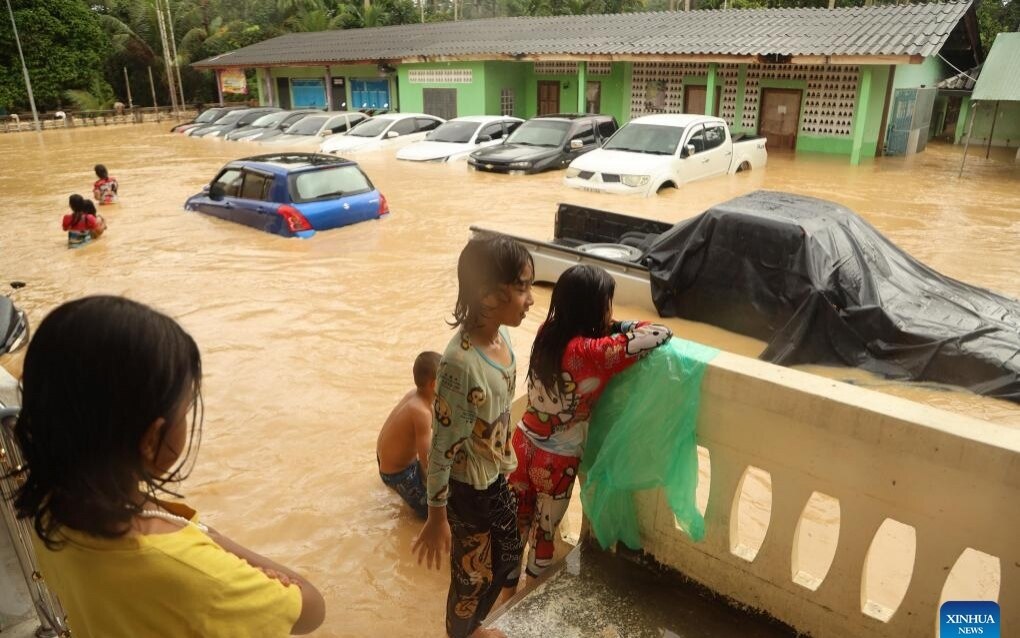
[507,264,672,583]
[413,235,535,638]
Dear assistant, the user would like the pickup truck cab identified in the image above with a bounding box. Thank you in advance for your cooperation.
[564,114,767,196]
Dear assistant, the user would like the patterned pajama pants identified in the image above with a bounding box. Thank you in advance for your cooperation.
[507,429,580,579]
[446,475,523,638]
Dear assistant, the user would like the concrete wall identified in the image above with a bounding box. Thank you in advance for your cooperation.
[483,62,528,117]
[621,350,1017,637]
[960,98,1020,149]
[396,61,489,117]
[892,56,946,90]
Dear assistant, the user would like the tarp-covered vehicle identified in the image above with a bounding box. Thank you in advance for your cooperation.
[478,191,1020,403]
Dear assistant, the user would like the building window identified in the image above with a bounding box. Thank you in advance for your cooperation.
[500,88,515,116]
[534,61,578,75]
[408,69,473,84]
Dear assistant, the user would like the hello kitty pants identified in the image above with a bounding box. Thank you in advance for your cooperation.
[507,428,580,579]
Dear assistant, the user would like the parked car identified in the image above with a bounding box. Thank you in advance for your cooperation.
[318,113,445,154]
[564,114,768,196]
[224,110,295,141]
[396,116,524,162]
[171,105,247,134]
[193,107,281,139]
[261,112,368,147]
[184,153,388,238]
[244,110,322,143]
[186,108,250,136]
[468,114,617,174]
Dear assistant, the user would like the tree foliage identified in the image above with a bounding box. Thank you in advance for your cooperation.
[0,0,1015,112]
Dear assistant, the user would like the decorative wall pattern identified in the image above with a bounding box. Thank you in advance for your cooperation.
[407,69,473,84]
[630,63,742,126]
[588,61,613,75]
[742,64,860,137]
[718,66,739,127]
[534,61,578,75]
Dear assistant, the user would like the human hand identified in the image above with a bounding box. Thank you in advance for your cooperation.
[412,513,451,570]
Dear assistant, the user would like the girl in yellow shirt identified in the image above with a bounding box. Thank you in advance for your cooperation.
[10,295,326,637]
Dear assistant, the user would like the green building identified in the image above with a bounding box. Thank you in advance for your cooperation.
[194,2,982,164]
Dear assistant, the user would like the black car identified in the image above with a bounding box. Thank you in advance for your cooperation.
[468,114,617,174]
[170,105,248,134]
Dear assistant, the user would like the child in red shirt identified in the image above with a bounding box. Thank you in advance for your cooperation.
[92,164,119,204]
[62,194,105,248]
[507,264,672,584]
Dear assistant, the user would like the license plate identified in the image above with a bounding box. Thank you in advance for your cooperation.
[582,186,602,193]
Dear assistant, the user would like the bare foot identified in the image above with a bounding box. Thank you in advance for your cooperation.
[468,629,506,638]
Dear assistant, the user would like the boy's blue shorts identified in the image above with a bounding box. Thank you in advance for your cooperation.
[379,459,428,519]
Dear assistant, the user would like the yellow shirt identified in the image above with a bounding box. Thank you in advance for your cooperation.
[32,502,302,638]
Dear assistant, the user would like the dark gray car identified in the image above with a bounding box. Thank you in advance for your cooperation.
[247,110,322,142]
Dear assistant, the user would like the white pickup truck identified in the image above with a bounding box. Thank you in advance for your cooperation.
[563,114,767,197]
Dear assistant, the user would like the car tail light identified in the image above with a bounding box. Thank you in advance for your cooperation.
[277,204,312,233]
[378,193,390,217]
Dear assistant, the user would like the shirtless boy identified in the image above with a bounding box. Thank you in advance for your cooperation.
[377,351,441,519]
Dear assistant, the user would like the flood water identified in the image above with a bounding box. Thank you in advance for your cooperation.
[0,123,1018,636]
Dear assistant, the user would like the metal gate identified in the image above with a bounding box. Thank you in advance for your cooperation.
[290,79,326,109]
[350,79,390,110]
[423,88,457,120]
[886,88,936,156]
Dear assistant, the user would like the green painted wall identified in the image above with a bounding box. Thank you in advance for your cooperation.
[517,63,628,121]
[483,62,528,117]
[955,96,972,144]
[860,65,891,159]
[522,68,577,118]
[892,56,945,90]
[963,100,1020,148]
[396,61,488,117]
[586,64,628,123]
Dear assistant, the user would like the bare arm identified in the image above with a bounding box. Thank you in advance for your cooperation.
[205,526,326,635]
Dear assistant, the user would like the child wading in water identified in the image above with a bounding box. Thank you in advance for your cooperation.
[413,236,534,638]
[62,194,105,248]
[377,350,442,519]
[11,296,325,637]
[507,264,672,586]
[93,163,119,204]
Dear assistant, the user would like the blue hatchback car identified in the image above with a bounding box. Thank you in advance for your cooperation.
[185,153,389,238]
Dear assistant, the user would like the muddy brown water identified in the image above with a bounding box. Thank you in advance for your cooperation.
[0,124,1017,636]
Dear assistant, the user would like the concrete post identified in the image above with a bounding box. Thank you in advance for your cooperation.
[850,66,873,166]
[577,62,587,114]
[216,69,224,105]
[705,63,718,116]
[325,66,333,110]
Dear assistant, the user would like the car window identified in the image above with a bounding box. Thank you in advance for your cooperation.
[288,115,328,135]
[415,118,442,132]
[572,123,596,146]
[327,116,352,133]
[213,168,244,197]
[348,117,389,137]
[390,119,417,136]
[505,120,523,135]
[686,125,706,154]
[704,125,726,151]
[239,171,273,201]
[291,165,373,202]
[480,123,505,140]
[597,120,617,140]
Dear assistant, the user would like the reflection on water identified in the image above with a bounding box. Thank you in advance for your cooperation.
[0,124,1017,636]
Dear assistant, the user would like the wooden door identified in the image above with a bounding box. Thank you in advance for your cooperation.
[683,86,721,116]
[538,81,560,116]
[759,88,802,151]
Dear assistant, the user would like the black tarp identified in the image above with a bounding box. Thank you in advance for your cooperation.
[645,190,1020,403]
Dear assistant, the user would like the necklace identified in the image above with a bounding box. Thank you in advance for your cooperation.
[138,508,209,533]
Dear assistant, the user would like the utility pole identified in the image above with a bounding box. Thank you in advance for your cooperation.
[4,0,40,131]
[161,0,187,110]
[123,67,134,108]
[153,0,180,117]
[148,65,161,121]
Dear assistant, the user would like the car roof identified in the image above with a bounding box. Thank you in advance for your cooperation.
[630,114,725,127]
[228,153,358,174]
[534,113,614,122]
[374,112,440,121]
[446,115,522,123]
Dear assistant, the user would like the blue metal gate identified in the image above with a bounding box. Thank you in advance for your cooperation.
[290,79,326,109]
[351,79,390,110]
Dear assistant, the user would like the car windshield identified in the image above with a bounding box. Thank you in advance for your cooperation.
[216,110,247,126]
[347,117,393,138]
[238,110,271,125]
[195,109,221,123]
[428,121,481,144]
[287,115,328,135]
[280,112,312,129]
[506,120,571,147]
[603,123,686,155]
[251,111,288,128]
[291,165,372,202]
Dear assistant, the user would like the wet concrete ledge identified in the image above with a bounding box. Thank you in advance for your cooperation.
[487,542,799,638]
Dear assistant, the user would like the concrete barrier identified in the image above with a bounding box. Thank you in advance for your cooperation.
[621,350,1018,637]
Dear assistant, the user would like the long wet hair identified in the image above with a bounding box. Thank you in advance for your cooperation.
[67,194,86,227]
[529,264,615,395]
[94,164,109,180]
[451,235,533,331]
[12,296,203,549]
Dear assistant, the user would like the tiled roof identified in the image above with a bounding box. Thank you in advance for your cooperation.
[935,64,980,90]
[971,32,1020,102]
[194,2,972,68]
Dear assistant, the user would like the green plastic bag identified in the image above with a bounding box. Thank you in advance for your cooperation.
[580,338,718,550]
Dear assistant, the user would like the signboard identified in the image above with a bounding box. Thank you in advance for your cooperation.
[220,69,248,95]
[332,77,346,87]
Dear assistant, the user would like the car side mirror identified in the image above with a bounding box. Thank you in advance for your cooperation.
[209,183,225,201]
[683,144,696,158]
[386,130,400,139]
[319,131,330,137]
[477,134,492,143]
[569,139,584,150]
[202,184,210,194]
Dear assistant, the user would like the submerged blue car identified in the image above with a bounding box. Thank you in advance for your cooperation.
[185,153,389,238]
